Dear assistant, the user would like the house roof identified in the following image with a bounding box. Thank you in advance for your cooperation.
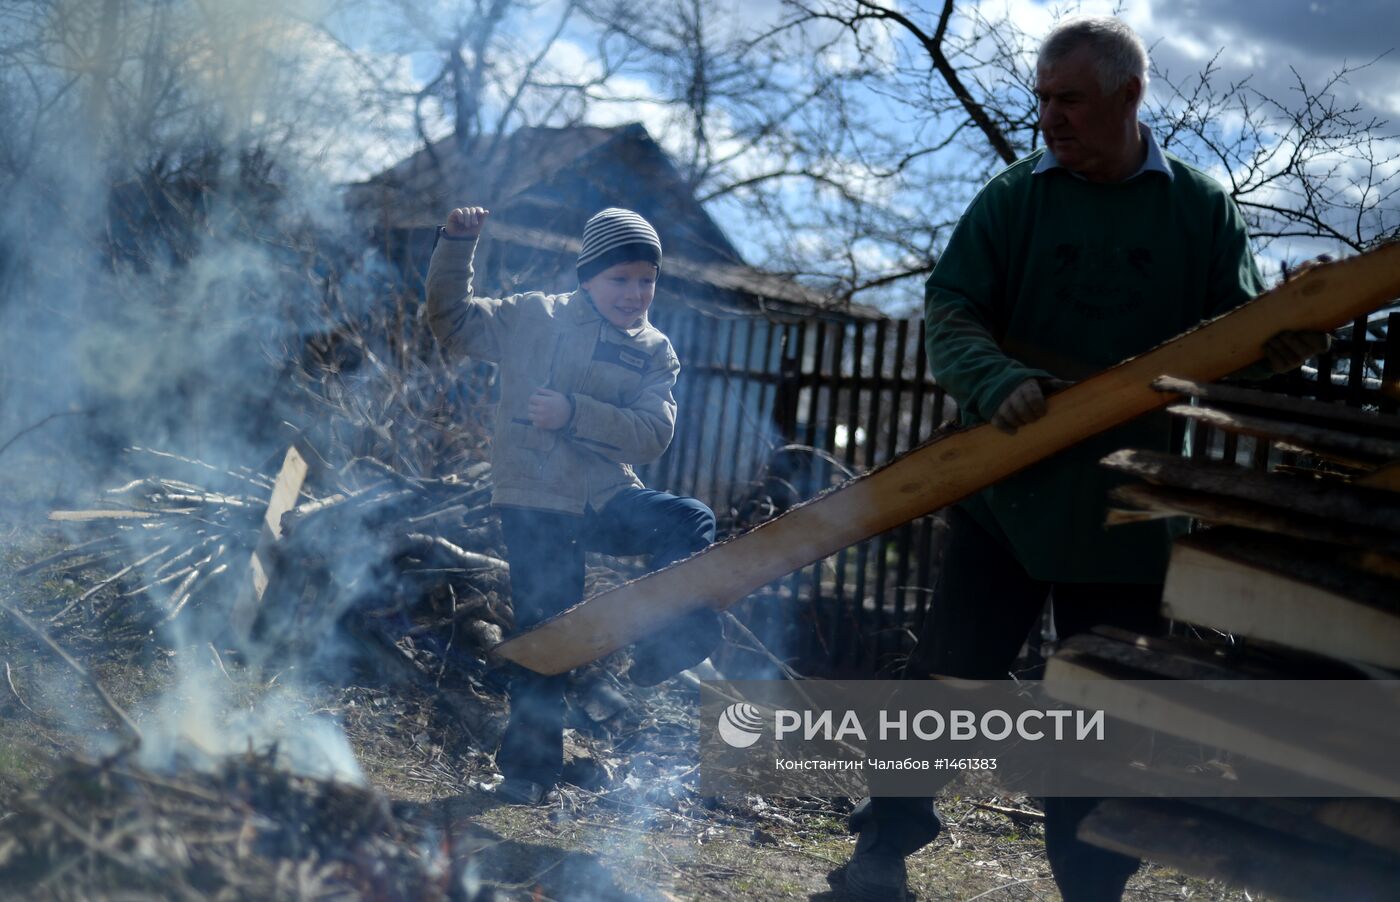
[346,123,882,320]
[347,122,739,263]
[484,222,883,320]
[350,125,615,225]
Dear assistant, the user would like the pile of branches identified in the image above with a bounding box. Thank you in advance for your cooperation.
[35,449,514,664]
[257,456,513,662]
[35,448,280,635]
[0,750,454,900]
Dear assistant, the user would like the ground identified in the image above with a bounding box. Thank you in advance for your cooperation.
[0,524,1265,901]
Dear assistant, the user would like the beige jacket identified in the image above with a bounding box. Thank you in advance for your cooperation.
[426,233,680,513]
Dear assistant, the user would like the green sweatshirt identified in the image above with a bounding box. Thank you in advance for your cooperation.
[925,148,1265,584]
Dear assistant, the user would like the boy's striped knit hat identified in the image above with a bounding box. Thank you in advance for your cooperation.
[577,208,662,283]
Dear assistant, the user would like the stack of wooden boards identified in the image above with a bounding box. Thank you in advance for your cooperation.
[1043,375,1400,901]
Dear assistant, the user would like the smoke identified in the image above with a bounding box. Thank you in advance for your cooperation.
[137,657,365,784]
[0,0,405,780]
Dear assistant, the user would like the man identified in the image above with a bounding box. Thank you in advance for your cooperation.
[843,17,1328,902]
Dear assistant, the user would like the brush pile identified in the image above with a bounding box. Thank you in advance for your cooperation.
[33,448,517,664]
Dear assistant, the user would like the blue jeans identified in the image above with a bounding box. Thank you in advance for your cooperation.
[496,488,716,784]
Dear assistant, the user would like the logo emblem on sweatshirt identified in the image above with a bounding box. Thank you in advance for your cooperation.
[718,703,765,748]
[593,342,649,372]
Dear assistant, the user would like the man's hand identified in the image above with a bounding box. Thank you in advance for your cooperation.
[991,377,1072,434]
[528,388,572,431]
[992,379,1047,434]
[1262,330,1331,374]
[446,206,489,238]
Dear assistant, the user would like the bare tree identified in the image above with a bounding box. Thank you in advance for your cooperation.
[0,0,381,474]
[313,0,633,172]
[1147,55,1399,253]
[631,0,1397,306]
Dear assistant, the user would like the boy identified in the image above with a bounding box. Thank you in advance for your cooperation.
[427,205,721,805]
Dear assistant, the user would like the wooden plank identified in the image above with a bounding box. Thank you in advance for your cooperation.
[1317,341,1340,402]
[1078,800,1400,902]
[738,316,767,485]
[1073,626,1379,680]
[1348,314,1369,406]
[802,320,828,448]
[769,325,794,439]
[674,309,709,489]
[865,319,888,469]
[651,308,688,488]
[49,510,164,521]
[889,322,916,649]
[230,445,309,637]
[1045,648,1400,796]
[908,319,930,445]
[707,317,740,508]
[886,319,909,457]
[1382,311,1400,413]
[726,317,762,516]
[832,322,862,667]
[1166,404,1400,461]
[1160,529,1400,669]
[742,318,782,488]
[866,321,892,662]
[679,313,720,499]
[907,323,937,639]
[1221,423,1239,466]
[1177,527,1400,609]
[1101,448,1400,533]
[1107,482,1400,555]
[1249,426,1271,471]
[850,323,875,667]
[494,242,1400,674]
[807,324,841,622]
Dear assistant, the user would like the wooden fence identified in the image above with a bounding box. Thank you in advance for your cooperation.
[640,308,955,676]
[639,306,1398,677]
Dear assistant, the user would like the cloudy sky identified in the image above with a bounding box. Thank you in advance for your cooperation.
[321,0,1397,294]
[1124,0,1397,113]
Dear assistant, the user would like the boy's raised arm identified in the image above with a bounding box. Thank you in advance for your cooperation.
[425,206,512,364]
[566,346,680,464]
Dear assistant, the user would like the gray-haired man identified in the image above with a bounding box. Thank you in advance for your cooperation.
[844,16,1326,902]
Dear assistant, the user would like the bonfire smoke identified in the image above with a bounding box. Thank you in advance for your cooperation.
[0,0,404,778]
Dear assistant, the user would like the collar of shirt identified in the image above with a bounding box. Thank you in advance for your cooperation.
[573,289,649,335]
[1033,122,1173,182]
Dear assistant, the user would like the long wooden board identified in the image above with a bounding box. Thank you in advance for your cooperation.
[1161,530,1400,669]
[495,242,1400,674]
[1152,374,1400,435]
[1102,448,1400,532]
[1044,649,1400,796]
[1107,481,1400,555]
[1166,403,1400,462]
